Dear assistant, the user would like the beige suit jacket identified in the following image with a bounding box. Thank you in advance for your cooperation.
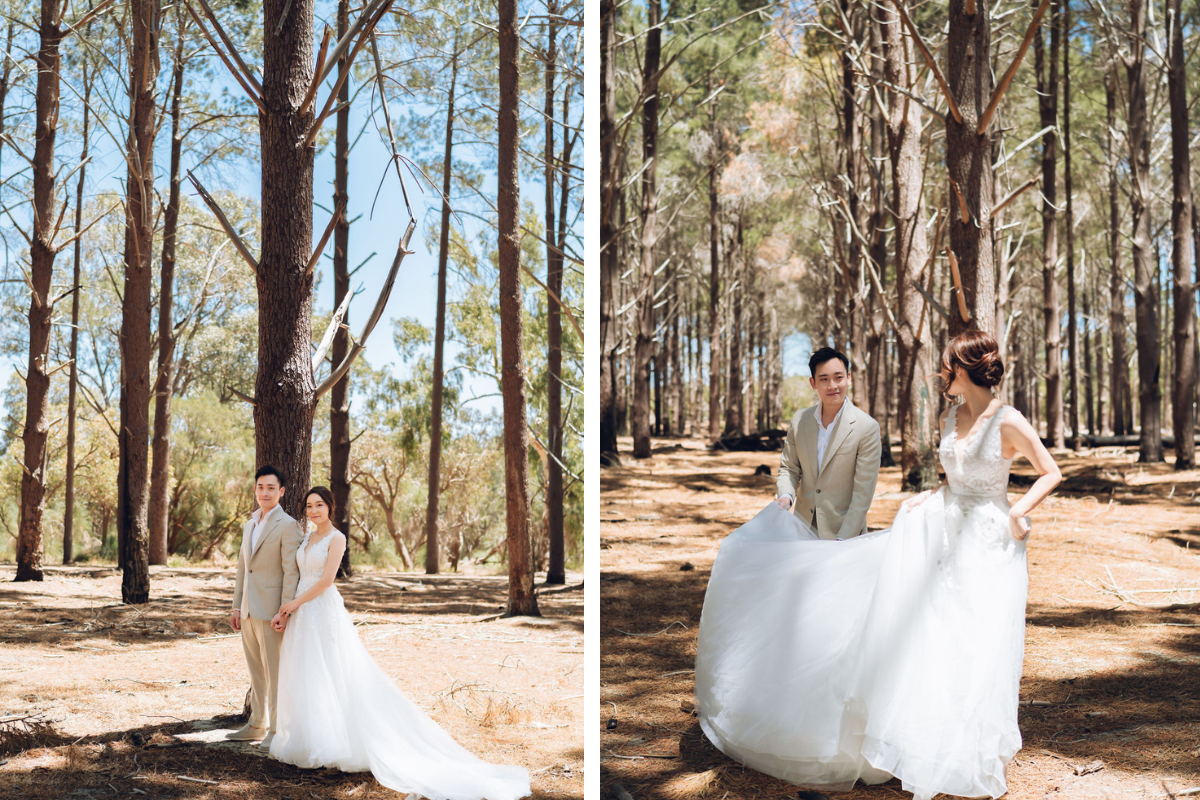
[776,400,882,539]
[231,506,304,620]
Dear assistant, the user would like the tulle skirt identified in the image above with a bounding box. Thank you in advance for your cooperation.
[272,587,531,800]
[695,493,1027,800]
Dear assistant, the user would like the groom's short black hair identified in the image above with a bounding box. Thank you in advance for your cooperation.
[809,347,850,376]
[255,464,287,488]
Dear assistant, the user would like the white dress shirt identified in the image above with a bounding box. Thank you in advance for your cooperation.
[815,398,848,477]
[780,399,850,507]
[249,504,280,553]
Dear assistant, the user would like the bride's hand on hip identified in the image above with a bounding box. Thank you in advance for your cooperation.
[1009,510,1032,540]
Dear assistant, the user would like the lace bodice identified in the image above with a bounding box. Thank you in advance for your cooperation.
[296,529,343,595]
[938,402,1014,498]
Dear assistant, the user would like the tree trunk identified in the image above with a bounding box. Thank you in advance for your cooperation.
[118,0,160,603]
[884,0,935,490]
[1107,61,1127,437]
[868,11,894,466]
[1167,0,1196,468]
[1083,269,1096,435]
[150,31,185,566]
[946,0,996,337]
[17,0,66,583]
[425,43,455,575]
[707,78,722,439]
[64,19,90,566]
[1127,0,1163,462]
[632,0,662,459]
[498,0,538,615]
[543,13,565,585]
[1037,0,1063,446]
[256,0,317,519]
[842,0,867,398]
[332,0,353,576]
[1063,1,1080,450]
[599,0,618,457]
[725,218,744,436]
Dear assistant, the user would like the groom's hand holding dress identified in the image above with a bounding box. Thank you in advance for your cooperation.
[776,400,882,539]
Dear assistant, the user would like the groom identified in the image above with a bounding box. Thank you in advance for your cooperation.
[775,347,881,539]
[228,464,304,750]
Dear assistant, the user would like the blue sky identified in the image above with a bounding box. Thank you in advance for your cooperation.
[0,18,580,422]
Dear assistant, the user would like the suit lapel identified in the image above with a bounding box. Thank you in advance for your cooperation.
[249,509,285,561]
[801,407,819,475]
[819,403,856,475]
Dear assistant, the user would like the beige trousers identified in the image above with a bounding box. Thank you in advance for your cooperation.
[240,615,282,733]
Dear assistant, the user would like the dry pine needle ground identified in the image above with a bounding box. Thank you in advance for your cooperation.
[0,567,583,799]
[601,438,1200,800]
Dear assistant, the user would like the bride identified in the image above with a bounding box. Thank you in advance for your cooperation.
[695,330,1062,800]
[268,485,530,800]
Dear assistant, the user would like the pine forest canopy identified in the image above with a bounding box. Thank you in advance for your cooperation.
[600,0,1200,483]
[0,0,583,610]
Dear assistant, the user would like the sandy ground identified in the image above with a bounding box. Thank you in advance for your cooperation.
[600,437,1200,800]
[0,565,583,799]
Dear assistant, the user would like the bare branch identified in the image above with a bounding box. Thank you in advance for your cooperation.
[186,171,259,274]
[305,205,342,277]
[949,176,970,222]
[884,0,962,123]
[978,0,1053,135]
[64,0,118,35]
[191,0,263,96]
[312,288,353,372]
[298,25,332,117]
[184,0,265,114]
[519,262,583,341]
[991,177,1039,219]
[313,217,417,402]
[318,0,390,87]
[946,246,971,323]
[301,0,396,150]
[229,387,256,406]
[53,200,120,255]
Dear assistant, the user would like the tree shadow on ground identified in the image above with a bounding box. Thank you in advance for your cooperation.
[601,568,1200,798]
[0,716,569,800]
[0,567,583,648]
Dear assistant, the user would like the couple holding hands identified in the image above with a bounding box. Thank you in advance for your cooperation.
[227,465,529,800]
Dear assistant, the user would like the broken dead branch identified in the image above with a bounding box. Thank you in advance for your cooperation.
[312,217,416,401]
[978,0,1053,135]
[885,0,963,124]
[186,171,259,275]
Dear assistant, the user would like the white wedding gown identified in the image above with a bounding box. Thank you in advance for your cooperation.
[271,530,531,800]
[696,403,1027,800]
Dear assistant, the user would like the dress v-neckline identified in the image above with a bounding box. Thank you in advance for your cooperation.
[950,400,1003,459]
[304,530,334,555]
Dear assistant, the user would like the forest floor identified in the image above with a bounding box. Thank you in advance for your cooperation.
[601,436,1200,800]
[0,566,583,799]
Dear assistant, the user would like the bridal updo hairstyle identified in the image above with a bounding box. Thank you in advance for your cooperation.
[940,329,1004,399]
[304,485,336,518]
